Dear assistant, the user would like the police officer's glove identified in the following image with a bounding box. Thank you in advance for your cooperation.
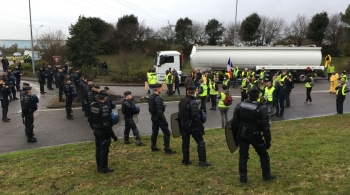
[266,142,271,150]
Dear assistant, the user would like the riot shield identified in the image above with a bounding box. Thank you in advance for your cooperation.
[170,112,181,138]
[225,118,238,153]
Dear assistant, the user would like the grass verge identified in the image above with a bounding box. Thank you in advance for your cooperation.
[1,114,350,194]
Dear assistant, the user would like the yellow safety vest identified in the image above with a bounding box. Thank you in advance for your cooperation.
[210,83,218,95]
[199,84,208,97]
[147,72,152,83]
[241,71,247,77]
[223,78,229,86]
[165,73,173,84]
[259,71,265,80]
[305,77,313,88]
[341,74,348,83]
[264,87,275,101]
[280,75,287,82]
[218,92,229,108]
[336,84,347,96]
[149,73,157,84]
[234,68,239,77]
[241,78,248,90]
[327,66,335,74]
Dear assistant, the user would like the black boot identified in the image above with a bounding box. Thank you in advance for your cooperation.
[182,145,191,165]
[98,167,114,174]
[2,109,9,122]
[136,139,146,146]
[151,146,161,152]
[124,135,131,144]
[27,137,37,143]
[198,141,212,166]
[164,148,176,154]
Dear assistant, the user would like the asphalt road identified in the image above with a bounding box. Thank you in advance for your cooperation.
[0,78,349,153]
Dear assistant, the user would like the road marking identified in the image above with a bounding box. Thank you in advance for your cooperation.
[17,107,81,113]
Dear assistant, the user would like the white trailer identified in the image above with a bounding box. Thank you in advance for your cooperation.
[190,45,324,82]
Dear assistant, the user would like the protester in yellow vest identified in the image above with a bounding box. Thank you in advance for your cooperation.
[340,71,348,83]
[330,72,338,93]
[218,84,230,128]
[223,75,230,89]
[304,74,314,104]
[146,69,152,94]
[327,63,335,82]
[335,79,350,114]
[264,82,275,117]
[198,79,208,113]
[12,56,17,64]
[233,66,239,88]
[239,75,248,101]
[325,54,331,68]
[165,71,173,96]
[148,69,157,95]
[241,68,248,78]
[259,67,266,80]
[209,81,218,110]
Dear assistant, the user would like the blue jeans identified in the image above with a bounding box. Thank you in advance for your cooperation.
[233,77,238,88]
[167,84,173,96]
[174,82,180,95]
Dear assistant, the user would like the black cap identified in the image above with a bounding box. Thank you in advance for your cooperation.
[124,91,132,96]
[23,82,30,86]
[248,86,260,95]
[95,86,100,89]
[23,86,32,91]
[187,85,196,91]
[153,83,162,88]
[104,86,109,90]
[98,90,108,97]
[87,78,92,82]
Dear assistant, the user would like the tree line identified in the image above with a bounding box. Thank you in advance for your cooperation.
[34,4,350,67]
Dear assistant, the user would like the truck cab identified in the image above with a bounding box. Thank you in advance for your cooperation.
[154,51,183,83]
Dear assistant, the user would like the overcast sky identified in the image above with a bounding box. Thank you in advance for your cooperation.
[0,0,348,40]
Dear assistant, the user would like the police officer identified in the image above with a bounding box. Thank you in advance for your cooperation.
[64,79,75,120]
[14,65,22,91]
[0,78,11,122]
[73,69,81,97]
[56,67,65,102]
[45,64,54,90]
[89,91,118,174]
[85,79,93,117]
[38,67,47,94]
[53,65,59,88]
[231,86,276,183]
[81,77,88,112]
[148,83,176,154]
[122,91,146,146]
[179,86,212,166]
[7,69,19,100]
[22,86,39,142]
[335,79,350,114]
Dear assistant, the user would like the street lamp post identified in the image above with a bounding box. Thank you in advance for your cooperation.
[28,0,35,75]
[234,0,238,46]
[32,25,43,45]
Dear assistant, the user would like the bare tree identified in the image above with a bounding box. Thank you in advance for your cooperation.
[223,21,241,45]
[284,15,309,46]
[265,18,285,44]
[135,22,157,52]
[257,16,269,45]
[326,14,344,46]
[191,21,207,44]
[38,30,67,64]
[157,25,175,49]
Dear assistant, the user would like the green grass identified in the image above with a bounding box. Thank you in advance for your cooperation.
[1,114,350,194]
[321,56,350,72]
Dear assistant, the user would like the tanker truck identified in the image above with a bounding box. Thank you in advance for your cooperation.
[153,45,324,84]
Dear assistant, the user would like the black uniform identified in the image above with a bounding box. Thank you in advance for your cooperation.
[122,98,144,145]
[89,101,118,173]
[231,98,275,182]
[53,66,58,88]
[81,81,88,111]
[13,68,21,90]
[84,83,91,117]
[74,72,81,100]
[0,83,11,122]
[38,69,46,93]
[178,95,211,166]
[7,72,18,100]
[45,67,54,90]
[64,83,75,119]
[22,92,38,142]
[56,72,65,101]
[87,86,96,117]
[335,83,350,114]
[148,93,175,153]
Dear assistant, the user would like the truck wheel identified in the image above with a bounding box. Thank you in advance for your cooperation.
[296,72,307,82]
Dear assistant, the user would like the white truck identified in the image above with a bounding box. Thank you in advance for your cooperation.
[24,50,41,61]
[154,45,324,83]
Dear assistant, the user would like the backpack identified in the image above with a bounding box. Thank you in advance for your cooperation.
[223,93,233,106]
[310,78,315,87]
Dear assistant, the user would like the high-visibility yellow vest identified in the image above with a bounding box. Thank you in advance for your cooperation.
[223,78,229,86]
[264,87,275,101]
[305,77,313,88]
[210,83,218,95]
[218,92,229,108]
[341,74,348,83]
[241,71,247,77]
[280,75,287,82]
[327,66,335,74]
[149,73,157,84]
[241,78,248,90]
[336,84,347,96]
[259,71,265,80]
[147,72,152,83]
[225,72,231,79]
[199,84,208,97]
[233,68,239,77]
[165,73,173,84]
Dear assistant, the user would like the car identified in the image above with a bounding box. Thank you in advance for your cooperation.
[13,52,21,57]
[0,51,2,57]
